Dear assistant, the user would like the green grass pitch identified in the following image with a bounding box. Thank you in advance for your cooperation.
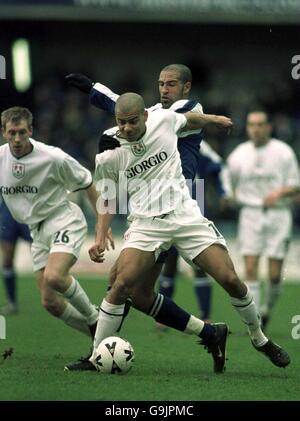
[0,274,299,401]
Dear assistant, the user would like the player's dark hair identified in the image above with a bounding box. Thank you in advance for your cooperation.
[161,64,192,84]
[98,133,120,153]
[247,110,270,123]
[1,106,33,129]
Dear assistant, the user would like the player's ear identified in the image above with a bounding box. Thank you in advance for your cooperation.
[144,110,148,122]
[1,126,6,138]
[28,125,33,136]
[183,81,191,95]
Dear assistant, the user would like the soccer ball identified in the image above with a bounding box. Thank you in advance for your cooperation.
[94,336,135,374]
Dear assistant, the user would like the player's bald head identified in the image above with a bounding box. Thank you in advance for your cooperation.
[115,93,145,116]
[115,93,148,142]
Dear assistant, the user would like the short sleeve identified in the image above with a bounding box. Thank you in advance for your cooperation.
[167,110,187,134]
[57,154,92,192]
[284,148,300,187]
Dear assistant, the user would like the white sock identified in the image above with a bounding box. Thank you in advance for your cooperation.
[184,315,205,335]
[59,303,91,337]
[246,280,260,310]
[231,286,268,347]
[266,282,282,313]
[63,277,98,325]
[90,299,125,361]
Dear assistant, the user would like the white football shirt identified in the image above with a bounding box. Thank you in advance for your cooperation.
[223,138,300,207]
[95,109,191,219]
[0,139,92,225]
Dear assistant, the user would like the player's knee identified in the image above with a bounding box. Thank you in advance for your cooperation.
[3,258,14,268]
[43,271,65,291]
[246,267,257,279]
[41,295,61,316]
[270,276,281,285]
[132,289,155,313]
[112,266,138,300]
[221,271,242,294]
[113,277,134,298]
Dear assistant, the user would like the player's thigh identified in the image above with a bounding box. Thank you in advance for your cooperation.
[0,241,16,266]
[193,244,239,285]
[244,255,260,280]
[0,215,18,265]
[265,209,291,260]
[109,259,119,287]
[132,262,163,296]
[162,247,179,276]
[268,258,284,282]
[19,223,32,243]
[44,252,77,280]
[238,208,264,256]
[35,268,66,311]
[116,248,156,288]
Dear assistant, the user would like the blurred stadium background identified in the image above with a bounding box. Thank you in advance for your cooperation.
[0,1,300,402]
[0,0,300,279]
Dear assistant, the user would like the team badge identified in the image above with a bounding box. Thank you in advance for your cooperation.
[131,141,146,157]
[12,163,25,179]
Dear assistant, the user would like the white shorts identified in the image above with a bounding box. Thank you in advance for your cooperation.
[30,202,87,271]
[122,200,227,265]
[238,207,292,259]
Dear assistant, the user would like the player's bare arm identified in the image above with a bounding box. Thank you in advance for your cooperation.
[89,199,115,263]
[183,111,233,131]
[264,185,300,207]
[83,183,99,213]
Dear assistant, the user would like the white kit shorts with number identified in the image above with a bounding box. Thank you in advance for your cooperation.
[238,206,292,259]
[122,199,227,264]
[30,202,87,271]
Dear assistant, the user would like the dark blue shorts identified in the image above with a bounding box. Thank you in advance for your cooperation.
[0,201,32,243]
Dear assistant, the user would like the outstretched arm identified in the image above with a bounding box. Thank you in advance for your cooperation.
[183,112,233,132]
[65,73,118,115]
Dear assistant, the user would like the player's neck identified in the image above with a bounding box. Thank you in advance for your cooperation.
[253,138,270,148]
[11,142,34,159]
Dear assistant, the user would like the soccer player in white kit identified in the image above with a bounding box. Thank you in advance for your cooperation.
[65,94,290,373]
[222,111,300,329]
[0,106,103,340]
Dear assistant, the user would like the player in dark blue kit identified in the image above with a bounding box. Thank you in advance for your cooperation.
[0,197,32,315]
[66,64,219,323]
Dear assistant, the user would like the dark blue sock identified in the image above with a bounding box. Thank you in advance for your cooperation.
[3,266,16,305]
[158,275,176,299]
[198,323,216,341]
[194,276,212,320]
[149,294,190,332]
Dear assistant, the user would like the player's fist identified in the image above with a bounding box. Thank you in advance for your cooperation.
[214,116,233,130]
[65,73,94,94]
[89,243,105,263]
[263,190,282,208]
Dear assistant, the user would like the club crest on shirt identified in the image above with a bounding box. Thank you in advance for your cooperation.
[12,163,25,179]
[131,141,146,157]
